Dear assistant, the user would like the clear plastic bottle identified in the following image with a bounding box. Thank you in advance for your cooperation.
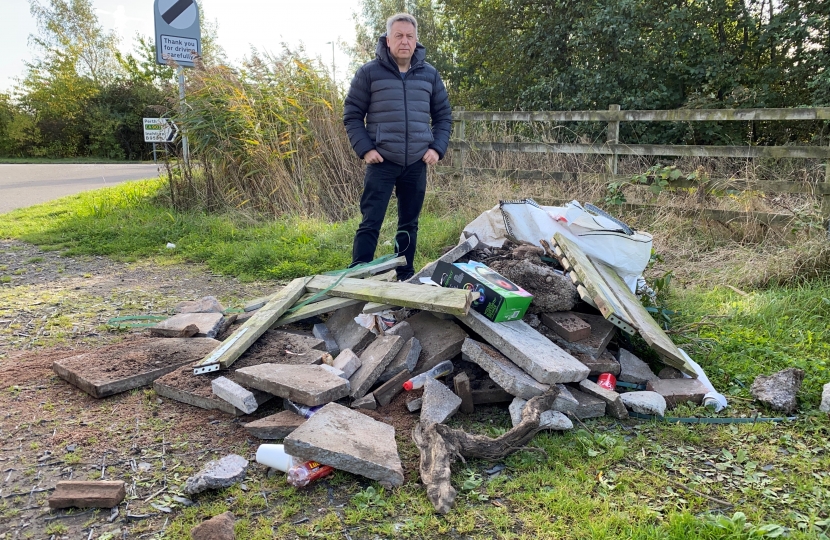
[402,360,454,391]
[283,398,323,419]
[286,460,335,487]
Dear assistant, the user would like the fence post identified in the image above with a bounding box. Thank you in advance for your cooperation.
[824,157,830,221]
[453,107,466,172]
[606,104,620,175]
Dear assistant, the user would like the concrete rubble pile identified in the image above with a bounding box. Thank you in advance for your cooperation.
[48,233,728,516]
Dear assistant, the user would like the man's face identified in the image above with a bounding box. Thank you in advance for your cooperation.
[386,21,417,65]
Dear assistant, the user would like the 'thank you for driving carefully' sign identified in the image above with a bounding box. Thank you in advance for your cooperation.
[154,0,201,68]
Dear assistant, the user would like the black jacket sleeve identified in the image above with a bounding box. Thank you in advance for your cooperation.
[343,66,375,160]
[429,71,453,160]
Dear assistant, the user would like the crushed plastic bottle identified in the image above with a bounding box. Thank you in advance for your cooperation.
[283,398,323,419]
[286,460,335,487]
[403,360,454,391]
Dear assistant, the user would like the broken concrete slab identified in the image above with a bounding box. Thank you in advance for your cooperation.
[312,323,340,357]
[471,378,514,404]
[377,337,421,383]
[509,398,573,430]
[620,391,667,416]
[567,387,607,419]
[352,394,377,410]
[406,311,468,375]
[658,367,684,379]
[212,376,258,415]
[385,321,414,341]
[332,349,361,379]
[53,338,220,399]
[373,369,411,408]
[551,384,580,414]
[326,302,376,355]
[646,378,709,408]
[421,378,462,425]
[750,367,805,413]
[457,310,590,384]
[573,350,621,377]
[578,379,628,419]
[542,312,615,358]
[821,383,830,413]
[235,364,350,407]
[149,312,225,338]
[184,454,248,495]
[406,397,423,412]
[453,372,475,413]
[284,403,404,488]
[244,411,306,440]
[618,349,658,384]
[175,296,224,314]
[542,312,591,342]
[48,481,126,509]
[191,512,235,540]
[461,338,550,399]
[349,335,404,399]
[319,364,345,379]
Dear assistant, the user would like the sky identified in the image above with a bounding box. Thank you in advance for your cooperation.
[0,0,364,92]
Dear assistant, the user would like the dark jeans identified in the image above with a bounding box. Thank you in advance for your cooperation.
[351,159,427,278]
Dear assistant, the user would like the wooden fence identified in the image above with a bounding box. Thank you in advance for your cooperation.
[438,106,830,224]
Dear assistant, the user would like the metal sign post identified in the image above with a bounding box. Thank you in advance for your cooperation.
[154,0,200,167]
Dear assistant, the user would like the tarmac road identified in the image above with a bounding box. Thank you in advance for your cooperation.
[0,163,160,214]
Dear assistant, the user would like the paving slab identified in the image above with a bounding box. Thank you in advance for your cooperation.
[320,364,346,378]
[573,349,621,377]
[461,338,550,399]
[542,312,591,342]
[244,410,306,439]
[646,378,709,409]
[578,379,628,419]
[154,364,274,416]
[620,391,667,416]
[542,312,616,358]
[406,311,468,375]
[238,329,328,366]
[235,364,350,407]
[457,310,589,384]
[284,403,404,487]
[385,321,414,341]
[373,369,411,407]
[509,398,573,430]
[421,377,462,425]
[48,481,126,509]
[212,376,258,414]
[175,296,224,314]
[567,387,607,419]
[551,384,580,414]
[149,312,225,338]
[327,302,376,354]
[332,349,361,379]
[352,394,377,410]
[313,323,340,356]
[618,349,658,383]
[378,337,421,383]
[350,335,404,399]
[53,338,220,398]
[184,454,248,495]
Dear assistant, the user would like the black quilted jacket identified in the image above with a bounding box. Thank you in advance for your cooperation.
[343,35,452,167]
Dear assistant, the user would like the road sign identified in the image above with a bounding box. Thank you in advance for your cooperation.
[154,0,201,68]
[143,118,179,143]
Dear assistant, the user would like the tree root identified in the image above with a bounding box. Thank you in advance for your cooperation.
[412,388,560,514]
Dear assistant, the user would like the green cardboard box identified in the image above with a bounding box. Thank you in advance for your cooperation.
[433,261,533,322]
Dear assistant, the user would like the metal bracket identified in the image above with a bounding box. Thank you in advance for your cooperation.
[193,363,220,375]
[607,314,637,336]
[193,327,249,375]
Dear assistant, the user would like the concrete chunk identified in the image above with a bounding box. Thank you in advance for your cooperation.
[567,387,607,419]
[284,403,404,488]
[175,296,224,314]
[542,312,591,342]
[406,311,468,375]
[552,384,580,414]
[821,383,830,413]
[332,349,361,379]
[406,397,423,412]
[618,349,658,384]
[350,335,404,399]
[509,397,573,430]
[48,481,126,509]
[320,364,346,379]
[352,394,377,410]
[377,337,421,383]
[620,391,667,416]
[212,376,258,415]
[184,454,248,495]
[234,364,350,407]
[578,379,628,419]
[149,312,225,338]
[574,350,621,377]
[373,369,411,407]
[750,368,805,414]
[327,302,375,354]
[244,410,306,439]
[385,321,414,341]
[313,323,340,356]
[454,372,475,413]
[420,378,462,426]
[646,378,709,409]
[191,512,235,540]
[461,338,550,399]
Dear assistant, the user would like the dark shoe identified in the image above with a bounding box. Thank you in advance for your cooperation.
[397,272,415,282]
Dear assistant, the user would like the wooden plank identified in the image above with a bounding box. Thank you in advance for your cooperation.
[450,141,830,160]
[194,277,310,371]
[306,275,475,316]
[455,107,830,123]
[363,235,480,313]
[552,233,637,334]
[592,259,697,377]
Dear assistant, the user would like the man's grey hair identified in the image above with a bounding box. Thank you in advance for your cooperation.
[386,13,418,37]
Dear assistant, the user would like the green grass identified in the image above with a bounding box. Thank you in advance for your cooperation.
[1,179,829,538]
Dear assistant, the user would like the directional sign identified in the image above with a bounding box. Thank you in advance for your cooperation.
[154,0,201,68]
[143,118,179,143]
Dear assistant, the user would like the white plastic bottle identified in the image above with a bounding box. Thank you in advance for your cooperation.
[402,360,454,391]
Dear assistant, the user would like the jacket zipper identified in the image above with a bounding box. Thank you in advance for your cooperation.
[402,73,408,164]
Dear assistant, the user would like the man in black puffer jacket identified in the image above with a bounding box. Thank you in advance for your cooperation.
[344,12,452,281]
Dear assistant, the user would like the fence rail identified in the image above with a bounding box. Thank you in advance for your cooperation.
[445,105,830,222]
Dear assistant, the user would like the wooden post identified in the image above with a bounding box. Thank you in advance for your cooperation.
[453,107,466,172]
[824,146,830,220]
[606,104,620,175]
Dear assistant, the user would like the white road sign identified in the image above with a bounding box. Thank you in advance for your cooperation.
[154,0,201,68]
[143,118,179,143]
